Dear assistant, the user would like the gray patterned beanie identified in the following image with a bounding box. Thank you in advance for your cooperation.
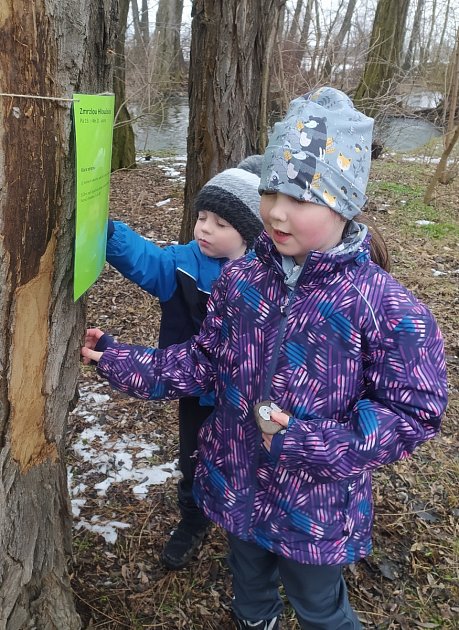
[194,156,263,249]
[259,87,374,219]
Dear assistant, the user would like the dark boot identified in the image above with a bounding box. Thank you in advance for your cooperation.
[161,520,208,570]
[233,616,280,630]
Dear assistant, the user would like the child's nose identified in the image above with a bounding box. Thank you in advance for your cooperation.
[269,201,285,221]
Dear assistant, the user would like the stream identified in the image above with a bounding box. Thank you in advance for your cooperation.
[132,95,443,156]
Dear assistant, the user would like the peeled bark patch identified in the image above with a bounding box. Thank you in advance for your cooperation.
[9,235,58,471]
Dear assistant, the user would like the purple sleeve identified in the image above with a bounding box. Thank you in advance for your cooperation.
[277,311,447,482]
[95,278,226,400]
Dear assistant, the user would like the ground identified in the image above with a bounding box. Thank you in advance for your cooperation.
[69,151,459,629]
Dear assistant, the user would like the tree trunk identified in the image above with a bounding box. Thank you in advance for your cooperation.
[287,0,304,44]
[421,0,436,68]
[322,0,357,80]
[424,125,459,203]
[140,0,150,46]
[152,0,185,91]
[112,0,137,170]
[180,0,286,243]
[438,27,459,183]
[309,0,322,75]
[353,0,410,117]
[131,0,143,48]
[434,0,451,67]
[0,0,117,627]
[403,0,425,71]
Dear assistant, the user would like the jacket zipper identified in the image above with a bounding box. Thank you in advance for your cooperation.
[242,285,298,536]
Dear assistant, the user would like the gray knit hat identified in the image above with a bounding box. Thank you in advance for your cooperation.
[259,87,374,219]
[194,156,263,248]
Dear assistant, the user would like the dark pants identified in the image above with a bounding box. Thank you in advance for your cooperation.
[177,397,213,529]
[228,534,362,629]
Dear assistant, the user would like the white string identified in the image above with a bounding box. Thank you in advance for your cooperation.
[0,92,77,103]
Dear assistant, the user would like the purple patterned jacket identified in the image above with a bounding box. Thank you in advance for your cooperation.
[97,231,447,565]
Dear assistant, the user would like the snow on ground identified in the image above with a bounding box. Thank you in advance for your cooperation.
[68,382,180,543]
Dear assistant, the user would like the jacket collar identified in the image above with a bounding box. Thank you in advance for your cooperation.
[254,229,371,286]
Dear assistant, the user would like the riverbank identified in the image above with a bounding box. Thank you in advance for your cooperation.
[70,152,459,629]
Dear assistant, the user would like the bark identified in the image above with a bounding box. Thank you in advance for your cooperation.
[316,0,344,77]
[131,0,143,48]
[403,0,425,71]
[322,0,357,80]
[353,0,411,117]
[0,0,117,627]
[140,0,150,46]
[310,0,322,75]
[438,27,459,183]
[421,0,436,68]
[424,126,459,203]
[445,28,459,140]
[434,0,451,66]
[112,0,136,170]
[152,0,185,91]
[180,0,286,243]
[287,0,304,44]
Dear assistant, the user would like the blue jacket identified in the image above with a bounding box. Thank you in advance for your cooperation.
[106,221,227,404]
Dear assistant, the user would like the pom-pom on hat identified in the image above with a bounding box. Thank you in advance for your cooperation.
[194,156,264,249]
[259,87,374,219]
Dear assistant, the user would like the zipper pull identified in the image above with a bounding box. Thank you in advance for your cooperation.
[280,297,289,316]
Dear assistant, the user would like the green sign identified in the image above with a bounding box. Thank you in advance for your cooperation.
[73,93,115,300]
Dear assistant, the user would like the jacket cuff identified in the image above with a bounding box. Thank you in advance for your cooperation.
[270,431,286,460]
[95,333,115,353]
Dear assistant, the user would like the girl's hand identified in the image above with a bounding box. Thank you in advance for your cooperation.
[270,410,290,428]
[81,328,105,365]
[262,410,290,451]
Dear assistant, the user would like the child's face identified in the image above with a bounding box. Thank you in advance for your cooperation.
[260,192,345,265]
[194,210,247,260]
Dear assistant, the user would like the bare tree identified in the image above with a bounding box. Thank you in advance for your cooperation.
[310,0,323,75]
[403,0,426,71]
[140,0,150,47]
[424,126,459,203]
[434,0,451,66]
[322,0,358,80]
[152,0,185,91]
[180,0,286,243]
[354,0,411,117]
[420,0,437,68]
[112,0,136,170]
[287,0,304,44]
[131,0,146,49]
[0,0,117,626]
[445,27,459,145]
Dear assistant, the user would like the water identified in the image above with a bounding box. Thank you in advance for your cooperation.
[374,116,442,152]
[132,95,442,156]
[133,97,188,154]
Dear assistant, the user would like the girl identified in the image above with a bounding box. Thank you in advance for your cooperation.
[82,87,447,629]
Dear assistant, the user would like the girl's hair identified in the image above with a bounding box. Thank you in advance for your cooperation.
[355,212,391,272]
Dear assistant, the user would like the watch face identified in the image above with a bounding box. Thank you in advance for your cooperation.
[253,400,285,434]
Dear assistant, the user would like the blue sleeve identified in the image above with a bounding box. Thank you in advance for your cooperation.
[106,221,179,301]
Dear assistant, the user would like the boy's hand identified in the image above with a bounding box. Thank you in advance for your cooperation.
[81,328,105,364]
